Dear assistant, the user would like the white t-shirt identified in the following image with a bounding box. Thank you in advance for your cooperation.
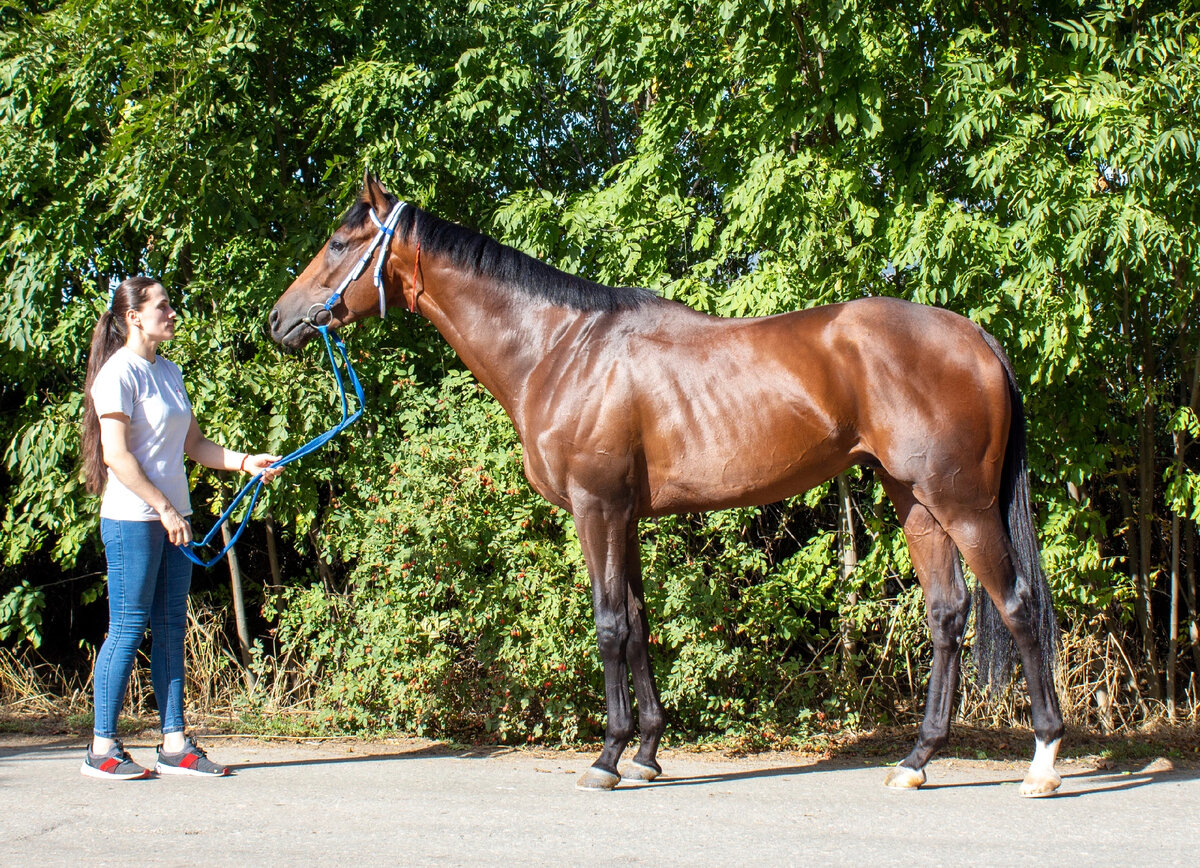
[90,347,193,521]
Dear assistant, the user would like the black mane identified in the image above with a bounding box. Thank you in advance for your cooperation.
[341,197,658,313]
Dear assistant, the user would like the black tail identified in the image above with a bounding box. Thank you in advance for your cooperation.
[973,332,1060,690]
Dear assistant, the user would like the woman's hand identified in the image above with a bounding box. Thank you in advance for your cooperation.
[160,505,193,546]
[242,453,283,481]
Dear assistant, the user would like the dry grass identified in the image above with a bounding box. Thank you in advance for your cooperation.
[0,601,246,735]
[954,618,1198,732]
[0,645,89,720]
[3,604,1197,746]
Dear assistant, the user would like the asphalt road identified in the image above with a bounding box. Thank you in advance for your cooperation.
[2,735,1198,865]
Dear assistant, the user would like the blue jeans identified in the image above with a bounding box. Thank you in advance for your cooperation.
[93,518,193,739]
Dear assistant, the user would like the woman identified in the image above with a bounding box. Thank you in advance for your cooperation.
[80,276,281,779]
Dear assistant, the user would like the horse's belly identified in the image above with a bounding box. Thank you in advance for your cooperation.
[640,419,855,517]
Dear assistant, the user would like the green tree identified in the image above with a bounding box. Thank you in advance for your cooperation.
[1,0,1197,735]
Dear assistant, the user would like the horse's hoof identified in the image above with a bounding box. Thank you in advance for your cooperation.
[576,767,621,791]
[621,761,661,782]
[884,765,926,789]
[1019,772,1062,798]
[1020,736,1062,797]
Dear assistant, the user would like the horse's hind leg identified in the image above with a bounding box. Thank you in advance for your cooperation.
[943,510,1064,797]
[881,475,970,790]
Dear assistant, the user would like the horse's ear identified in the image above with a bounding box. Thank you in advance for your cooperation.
[362,171,391,214]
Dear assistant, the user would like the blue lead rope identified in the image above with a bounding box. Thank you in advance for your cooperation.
[180,324,365,568]
[181,199,405,568]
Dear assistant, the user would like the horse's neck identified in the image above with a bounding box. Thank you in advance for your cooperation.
[416,266,569,424]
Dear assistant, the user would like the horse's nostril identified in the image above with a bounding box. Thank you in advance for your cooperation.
[269,308,280,329]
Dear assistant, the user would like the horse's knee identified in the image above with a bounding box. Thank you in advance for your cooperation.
[594,611,630,661]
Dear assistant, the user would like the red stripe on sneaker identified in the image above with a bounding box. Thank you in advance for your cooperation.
[181,752,200,770]
[99,758,120,773]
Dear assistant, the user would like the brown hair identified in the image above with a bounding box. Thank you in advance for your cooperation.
[80,277,161,494]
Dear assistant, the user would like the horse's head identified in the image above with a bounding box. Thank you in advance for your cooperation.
[269,172,406,349]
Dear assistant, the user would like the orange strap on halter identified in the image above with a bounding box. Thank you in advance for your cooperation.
[409,241,423,314]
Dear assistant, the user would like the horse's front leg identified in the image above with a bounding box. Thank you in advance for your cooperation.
[621,520,666,782]
[572,498,640,791]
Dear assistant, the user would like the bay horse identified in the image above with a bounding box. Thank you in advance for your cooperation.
[269,175,1064,797]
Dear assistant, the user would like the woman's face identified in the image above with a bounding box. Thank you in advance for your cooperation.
[128,283,178,344]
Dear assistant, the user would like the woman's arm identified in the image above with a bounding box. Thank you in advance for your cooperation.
[99,414,193,545]
[184,413,281,478]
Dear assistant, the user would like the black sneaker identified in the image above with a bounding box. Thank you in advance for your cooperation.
[81,740,151,780]
[154,737,229,777]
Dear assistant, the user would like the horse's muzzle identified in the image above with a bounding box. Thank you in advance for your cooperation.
[269,305,318,349]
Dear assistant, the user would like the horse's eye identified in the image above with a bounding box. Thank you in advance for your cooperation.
[329,239,346,254]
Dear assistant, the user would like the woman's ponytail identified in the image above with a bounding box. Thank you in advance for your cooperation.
[80,277,158,494]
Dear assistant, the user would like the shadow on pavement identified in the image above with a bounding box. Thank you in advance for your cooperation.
[232,742,515,771]
[0,736,85,760]
[5,722,1197,800]
[639,758,1199,798]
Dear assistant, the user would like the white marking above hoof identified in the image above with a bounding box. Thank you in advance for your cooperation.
[576,767,621,791]
[884,765,926,789]
[620,762,660,783]
[1020,737,1062,797]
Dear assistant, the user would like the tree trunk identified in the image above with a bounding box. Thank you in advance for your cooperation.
[309,524,336,594]
[1117,470,1161,700]
[1168,304,1200,717]
[1186,521,1200,679]
[1180,326,1200,692]
[1134,280,1164,700]
[1169,509,1180,720]
[265,510,282,592]
[221,520,256,691]
[837,473,859,680]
